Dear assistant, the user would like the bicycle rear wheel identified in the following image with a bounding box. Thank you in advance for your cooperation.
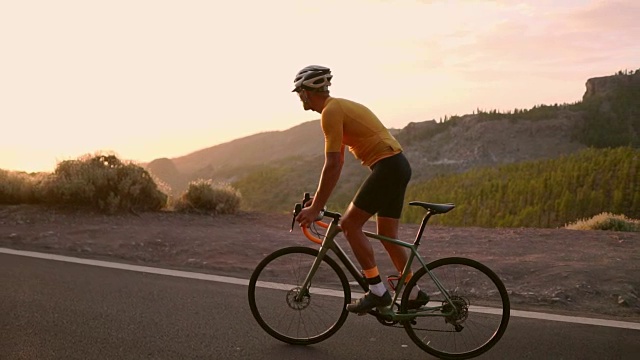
[248,246,351,345]
[401,257,510,359]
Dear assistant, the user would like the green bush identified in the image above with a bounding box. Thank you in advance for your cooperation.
[174,179,241,214]
[565,212,640,232]
[40,154,167,213]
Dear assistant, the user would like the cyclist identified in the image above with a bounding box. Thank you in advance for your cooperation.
[293,65,428,313]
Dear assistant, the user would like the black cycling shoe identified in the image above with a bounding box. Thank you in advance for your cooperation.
[407,290,430,310]
[346,291,392,314]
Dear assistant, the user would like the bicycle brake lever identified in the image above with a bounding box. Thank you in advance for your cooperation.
[291,193,313,232]
[291,203,302,232]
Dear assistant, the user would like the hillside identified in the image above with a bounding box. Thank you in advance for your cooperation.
[403,147,640,228]
[146,70,640,209]
[148,110,586,194]
[397,109,586,179]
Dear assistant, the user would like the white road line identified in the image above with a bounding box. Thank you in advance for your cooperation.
[2,247,639,331]
[0,247,249,286]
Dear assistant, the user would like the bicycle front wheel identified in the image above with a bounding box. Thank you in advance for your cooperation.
[248,246,351,345]
[401,257,510,359]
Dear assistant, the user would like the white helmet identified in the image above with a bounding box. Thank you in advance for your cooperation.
[292,65,333,92]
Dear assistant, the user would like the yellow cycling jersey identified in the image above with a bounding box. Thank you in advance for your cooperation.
[321,97,402,167]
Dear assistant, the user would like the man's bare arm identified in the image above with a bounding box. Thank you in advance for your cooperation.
[310,150,344,210]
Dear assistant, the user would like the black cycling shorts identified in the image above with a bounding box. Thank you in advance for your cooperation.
[352,152,412,219]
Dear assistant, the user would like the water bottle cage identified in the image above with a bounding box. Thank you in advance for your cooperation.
[387,275,400,291]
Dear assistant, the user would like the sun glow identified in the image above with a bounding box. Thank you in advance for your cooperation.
[1,0,638,173]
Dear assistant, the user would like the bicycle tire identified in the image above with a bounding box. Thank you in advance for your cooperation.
[248,246,351,345]
[400,257,510,359]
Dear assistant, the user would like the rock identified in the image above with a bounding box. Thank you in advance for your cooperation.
[550,297,568,305]
[616,293,637,308]
[618,295,630,307]
[583,71,640,101]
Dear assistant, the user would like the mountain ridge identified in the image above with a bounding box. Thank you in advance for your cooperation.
[146,70,640,195]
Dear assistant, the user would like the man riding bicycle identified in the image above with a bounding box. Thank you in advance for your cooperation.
[293,65,428,313]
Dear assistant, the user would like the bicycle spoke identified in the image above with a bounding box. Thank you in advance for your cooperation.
[248,247,350,345]
[402,257,510,359]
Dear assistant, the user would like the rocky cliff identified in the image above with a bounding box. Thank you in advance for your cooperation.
[583,70,640,100]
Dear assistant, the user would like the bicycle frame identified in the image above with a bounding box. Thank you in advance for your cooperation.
[252,198,508,358]
[298,211,458,321]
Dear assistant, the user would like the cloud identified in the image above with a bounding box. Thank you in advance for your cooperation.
[426,0,640,83]
[567,0,640,33]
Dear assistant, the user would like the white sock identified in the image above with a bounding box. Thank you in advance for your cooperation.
[369,282,387,296]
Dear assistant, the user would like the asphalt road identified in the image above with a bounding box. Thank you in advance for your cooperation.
[1,252,639,360]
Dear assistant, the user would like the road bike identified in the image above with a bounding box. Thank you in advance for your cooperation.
[248,193,510,359]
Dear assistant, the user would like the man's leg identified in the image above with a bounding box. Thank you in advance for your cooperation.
[342,203,392,313]
[341,203,376,270]
[376,216,409,273]
[378,216,428,307]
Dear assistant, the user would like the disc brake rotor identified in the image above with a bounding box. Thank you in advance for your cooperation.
[286,287,311,310]
[442,295,470,327]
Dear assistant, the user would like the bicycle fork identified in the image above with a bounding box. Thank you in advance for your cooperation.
[295,220,345,301]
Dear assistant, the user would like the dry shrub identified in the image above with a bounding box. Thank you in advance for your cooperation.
[40,154,167,213]
[565,212,640,232]
[174,179,241,214]
[0,170,40,204]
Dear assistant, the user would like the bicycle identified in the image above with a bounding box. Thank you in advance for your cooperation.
[248,193,510,360]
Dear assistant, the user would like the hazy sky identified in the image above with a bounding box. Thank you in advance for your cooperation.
[1,0,638,172]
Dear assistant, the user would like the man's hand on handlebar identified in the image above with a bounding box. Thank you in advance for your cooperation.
[296,204,322,228]
[293,192,325,228]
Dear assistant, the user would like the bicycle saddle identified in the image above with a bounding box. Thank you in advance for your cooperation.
[409,201,455,214]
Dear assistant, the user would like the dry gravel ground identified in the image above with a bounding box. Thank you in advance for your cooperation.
[1,205,639,322]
